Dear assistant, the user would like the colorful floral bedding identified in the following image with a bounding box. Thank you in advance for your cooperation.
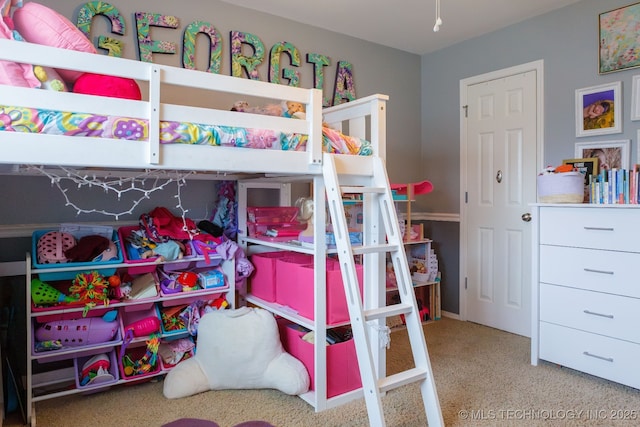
[0,105,372,156]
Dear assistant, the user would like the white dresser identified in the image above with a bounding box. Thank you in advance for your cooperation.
[531,204,640,389]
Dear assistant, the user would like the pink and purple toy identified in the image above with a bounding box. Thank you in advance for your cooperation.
[35,310,119,347]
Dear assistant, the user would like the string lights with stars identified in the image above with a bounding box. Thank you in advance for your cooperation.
[27,165,196,221]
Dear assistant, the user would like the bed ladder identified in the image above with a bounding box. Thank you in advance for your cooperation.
[322,154,443,427]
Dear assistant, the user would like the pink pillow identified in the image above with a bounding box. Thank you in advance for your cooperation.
[73,73,142,100]
[13,2,96,83]
[0,13,38,87]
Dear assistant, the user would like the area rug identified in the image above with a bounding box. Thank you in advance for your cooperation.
[162,419,275,427]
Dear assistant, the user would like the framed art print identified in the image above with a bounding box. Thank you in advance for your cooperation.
[575,82,621,137]
[575,139,630,171]
[562,157,599,186]
[632,75,640,120]
[599,2,640,74]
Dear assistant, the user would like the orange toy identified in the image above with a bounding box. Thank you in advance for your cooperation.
[554,164,574,173]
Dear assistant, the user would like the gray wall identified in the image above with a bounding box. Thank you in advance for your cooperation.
[1,1,421,252]
[420,0,637,314]
[4,1,631,315]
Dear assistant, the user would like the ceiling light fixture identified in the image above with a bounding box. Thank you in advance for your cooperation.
[433,0,442,32]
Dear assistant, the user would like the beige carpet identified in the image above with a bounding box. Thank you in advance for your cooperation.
[6,317,640,426]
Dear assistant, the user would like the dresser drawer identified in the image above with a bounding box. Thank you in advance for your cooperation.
[539,245,640,298]
[539,207,640,252]
[540,283,640,343]
[539,322,640,389]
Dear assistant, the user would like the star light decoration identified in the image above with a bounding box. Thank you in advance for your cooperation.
[27,165,196,221]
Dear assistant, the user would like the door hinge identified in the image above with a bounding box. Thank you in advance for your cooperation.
[463,105,468,118]
[465,277,467,290]
[465,192,468,203]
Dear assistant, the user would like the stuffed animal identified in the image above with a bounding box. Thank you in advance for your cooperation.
[163,307,309,398]
[231,100,306,119]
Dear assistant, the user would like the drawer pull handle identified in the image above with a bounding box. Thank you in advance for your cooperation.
[583,268,614,275]
[583,351,614,363]
[583,226,614,231]
[583,310,614,319]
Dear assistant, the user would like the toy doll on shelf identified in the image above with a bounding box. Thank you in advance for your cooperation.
[296,197,314,243]
[141,240,185,262]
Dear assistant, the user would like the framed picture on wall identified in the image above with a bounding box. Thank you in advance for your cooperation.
[599,2,640,74]
[575,82,621,137]
[632,75,640,121]
[575,139,630,171]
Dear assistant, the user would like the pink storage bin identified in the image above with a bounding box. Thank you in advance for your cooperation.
[278,320,361,398]
[74,349,119,392]
[118,341,162,383]
[279,258,363,324]
[120,306,161,340]
[118,226,197,274]
[249,252,312,302]
[33,302,114,323]
[247,222,306,238]
[159,337,195,371]
[118,225,157,274]
[247,206,298,223]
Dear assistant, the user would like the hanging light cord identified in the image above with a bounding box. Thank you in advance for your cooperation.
[433,0,442,32]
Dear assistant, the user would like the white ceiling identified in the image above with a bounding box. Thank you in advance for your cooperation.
[221,0,584,55]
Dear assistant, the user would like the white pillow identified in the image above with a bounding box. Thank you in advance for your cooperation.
[163,307,309,398]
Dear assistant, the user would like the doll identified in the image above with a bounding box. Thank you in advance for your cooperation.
[296,197,314,243]
[231,100,306,119]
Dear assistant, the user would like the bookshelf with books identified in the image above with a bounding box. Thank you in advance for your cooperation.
[386,181,441,329]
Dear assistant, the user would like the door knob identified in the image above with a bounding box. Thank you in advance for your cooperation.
[496,170,502,183]
[521,213,531,222]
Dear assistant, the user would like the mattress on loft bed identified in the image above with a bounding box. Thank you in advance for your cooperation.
[0,104,373,156]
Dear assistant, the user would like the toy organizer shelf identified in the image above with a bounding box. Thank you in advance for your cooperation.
[23,249,234,410]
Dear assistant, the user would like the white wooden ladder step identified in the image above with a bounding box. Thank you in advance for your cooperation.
[364,303,413,321]
[379,368,428,393]
[322,153,444,427]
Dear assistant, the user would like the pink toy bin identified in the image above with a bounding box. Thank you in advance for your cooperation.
[159,337,195,371]
[118,226,197,275]
[118,340,162,383]
[249,251,312,302]
[272,254,315,308]
[247,206,298,223]
[120,306,161,342]
[279,258,363,325]
[74,349,119,393]
[277,319,361,398]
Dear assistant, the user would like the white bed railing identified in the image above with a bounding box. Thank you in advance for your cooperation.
[0,38,385,175]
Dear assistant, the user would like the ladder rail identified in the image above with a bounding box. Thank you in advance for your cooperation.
[323,153,444,427]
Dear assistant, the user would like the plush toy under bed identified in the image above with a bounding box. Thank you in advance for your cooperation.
[163,307,310,399]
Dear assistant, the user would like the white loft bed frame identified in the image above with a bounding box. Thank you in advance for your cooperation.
[0,39,387,176]
[0,38,391,416]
